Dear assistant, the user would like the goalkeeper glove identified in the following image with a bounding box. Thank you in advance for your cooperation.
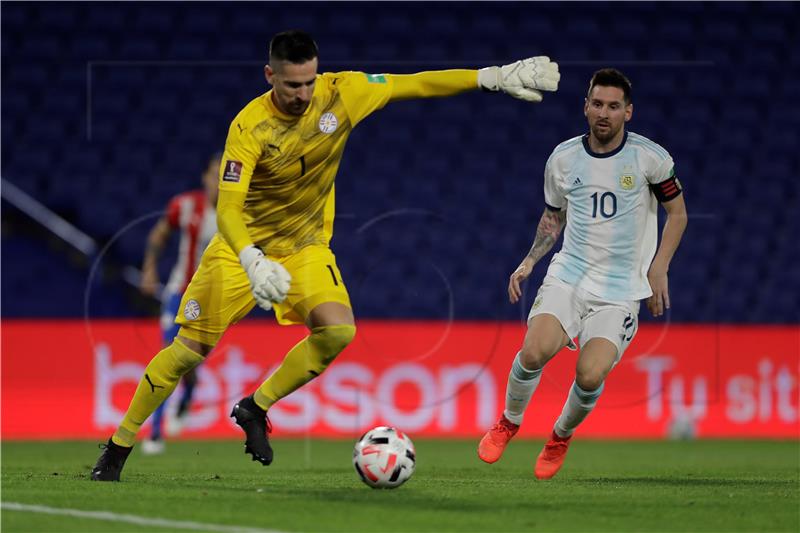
[239,246,292,310]
[477,56,560,102]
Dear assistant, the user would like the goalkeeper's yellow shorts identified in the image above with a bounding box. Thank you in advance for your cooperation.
[175,234,351,346]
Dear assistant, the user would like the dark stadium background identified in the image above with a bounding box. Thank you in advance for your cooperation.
[2,1,797,324]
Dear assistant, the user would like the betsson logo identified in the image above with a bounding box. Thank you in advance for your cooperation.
[93,343,497,434]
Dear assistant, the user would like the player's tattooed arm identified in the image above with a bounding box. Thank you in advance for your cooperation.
[508,207,566,304]
[526,208,566,264]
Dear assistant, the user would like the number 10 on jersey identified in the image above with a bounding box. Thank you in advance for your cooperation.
[591,192,617,218]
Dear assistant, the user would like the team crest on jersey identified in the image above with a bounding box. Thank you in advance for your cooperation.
[183,299,201,321]
[318,112,338,134]
[620,174,635,190]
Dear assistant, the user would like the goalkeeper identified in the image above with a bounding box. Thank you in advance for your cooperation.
[92,30,560,481]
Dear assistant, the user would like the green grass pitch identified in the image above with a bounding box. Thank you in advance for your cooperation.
[2,439,798,532]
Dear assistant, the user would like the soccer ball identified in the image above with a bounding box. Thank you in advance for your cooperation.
[353,426,416,489]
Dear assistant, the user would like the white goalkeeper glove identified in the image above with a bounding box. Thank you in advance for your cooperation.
[477,56,560,102]
[239,246,291,310]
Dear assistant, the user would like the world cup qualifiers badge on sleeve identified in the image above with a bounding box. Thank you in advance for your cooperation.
[222,160,243,183]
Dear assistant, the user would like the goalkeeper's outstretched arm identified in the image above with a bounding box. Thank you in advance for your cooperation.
[388,57,560,103]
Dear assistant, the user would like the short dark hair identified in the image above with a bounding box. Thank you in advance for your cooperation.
[587,68,632,103]
[269,30,319,64]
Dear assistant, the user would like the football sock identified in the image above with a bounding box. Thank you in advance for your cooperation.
[254,324,355,411]
[554,380,605,438]
[112,339,204,447]
[502,351,543,425]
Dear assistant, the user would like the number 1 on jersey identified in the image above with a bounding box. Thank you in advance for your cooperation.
[326,264,339,286]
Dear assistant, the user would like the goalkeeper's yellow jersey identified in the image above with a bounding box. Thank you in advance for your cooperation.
[219,71,395,256]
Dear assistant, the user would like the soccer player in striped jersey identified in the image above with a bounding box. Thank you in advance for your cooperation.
[137,154,220,455]
[478,68,687,479]
[91,30,561,481]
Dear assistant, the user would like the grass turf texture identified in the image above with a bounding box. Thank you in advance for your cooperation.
[2,439,798,533]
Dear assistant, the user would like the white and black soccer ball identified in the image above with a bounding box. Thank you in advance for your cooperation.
[353,426,416,489]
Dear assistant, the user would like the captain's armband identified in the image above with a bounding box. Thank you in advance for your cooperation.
[650,176,683,203]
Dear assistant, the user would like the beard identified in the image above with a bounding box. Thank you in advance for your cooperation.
[287,99,310,115]
[591,121,620,143]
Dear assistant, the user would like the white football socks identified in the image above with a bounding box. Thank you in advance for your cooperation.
[502,351,542,426]
[554,380,604,438]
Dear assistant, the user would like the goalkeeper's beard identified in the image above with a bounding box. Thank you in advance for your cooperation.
[286,98,311,116]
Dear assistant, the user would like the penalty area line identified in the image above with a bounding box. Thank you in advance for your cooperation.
[1,502,286,533]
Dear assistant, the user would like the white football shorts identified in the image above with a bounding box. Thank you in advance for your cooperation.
[528,275,640,363]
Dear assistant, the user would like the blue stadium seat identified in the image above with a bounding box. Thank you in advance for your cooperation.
[181,11,219,33]
[38,4,79,29]
[705,20,739,41]
[750,21,787,42]
[134,10,174,33]
[657,20,694,41]
[85,6,127,30]
[375,14,413,35]
[566,19,600,39]
[71,36,112,57]
[602,45,637,63]
[612,18,648,41]
[168,40,208,59]
[119,38,160,58]
[8,64,48,86]
[2,4,29,27]
[21,36,62,58]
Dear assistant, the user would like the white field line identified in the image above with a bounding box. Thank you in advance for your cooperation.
[1,502,287,533]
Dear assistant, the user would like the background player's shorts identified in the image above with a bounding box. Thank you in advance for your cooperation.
[160,290,182,345]
[175,234,351,346]
[528,275,639,363]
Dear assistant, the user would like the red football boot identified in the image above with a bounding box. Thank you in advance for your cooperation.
[478,415,520,464]
[534,431,572,479]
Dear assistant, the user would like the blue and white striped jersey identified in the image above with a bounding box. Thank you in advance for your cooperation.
[544,131,675,301]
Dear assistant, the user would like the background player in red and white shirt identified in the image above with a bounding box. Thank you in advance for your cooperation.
[139,153,220,454]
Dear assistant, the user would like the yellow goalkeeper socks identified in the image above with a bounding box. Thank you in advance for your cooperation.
[254,324,355,411]
[112,339,204,447]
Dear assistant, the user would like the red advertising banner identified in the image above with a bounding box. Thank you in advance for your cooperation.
[2,320,798,439]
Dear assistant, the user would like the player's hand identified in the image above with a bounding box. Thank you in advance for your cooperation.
[478,56,560,102]
[140,265,160,298]
[239,246,292,310]
[646,264,670,317]
[508,257,535,304]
